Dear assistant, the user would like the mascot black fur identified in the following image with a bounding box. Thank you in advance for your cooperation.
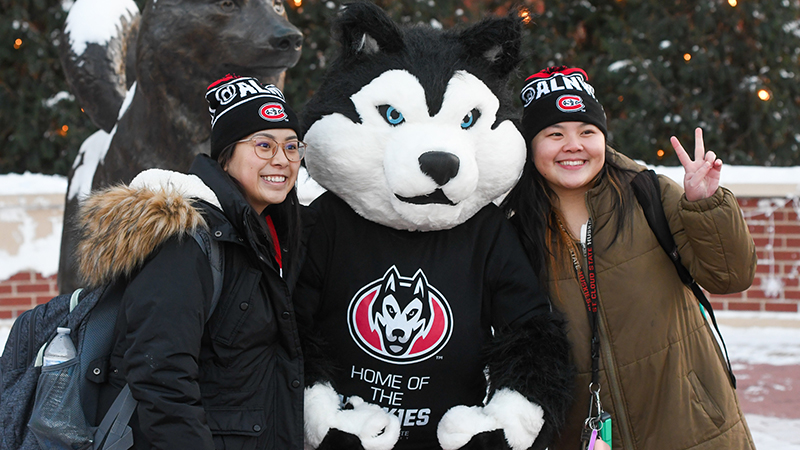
[295,3,574,450]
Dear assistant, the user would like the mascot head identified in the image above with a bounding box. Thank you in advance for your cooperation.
[302,2,526,231]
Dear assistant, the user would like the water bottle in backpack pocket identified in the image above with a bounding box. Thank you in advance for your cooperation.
[28,327,94,449]
[0,231,222,449]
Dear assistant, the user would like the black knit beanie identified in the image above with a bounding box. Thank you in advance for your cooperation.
[520,66,607,145]
[205,74,301,160]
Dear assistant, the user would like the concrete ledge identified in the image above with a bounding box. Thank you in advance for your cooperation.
[716,311,800,328]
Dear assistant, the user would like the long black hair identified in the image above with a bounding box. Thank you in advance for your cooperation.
[217,143,303,276]
[501,145,637,288]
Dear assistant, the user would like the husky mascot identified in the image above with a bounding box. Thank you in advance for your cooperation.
[295,3,574,450]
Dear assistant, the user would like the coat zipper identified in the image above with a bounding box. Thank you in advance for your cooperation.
[597,310,635,449]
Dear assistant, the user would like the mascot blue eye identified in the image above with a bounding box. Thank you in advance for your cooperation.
[461,108,481,129]
[378,105,405,126]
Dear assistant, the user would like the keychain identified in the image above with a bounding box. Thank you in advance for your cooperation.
[580,384,612,450]
[581,418,611,450]
[598,411,612,448]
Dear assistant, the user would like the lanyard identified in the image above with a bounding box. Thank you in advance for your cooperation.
[565,219,600,386]
[567,220,616,449]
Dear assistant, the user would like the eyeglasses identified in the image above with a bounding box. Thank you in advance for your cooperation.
[237,134,306,162]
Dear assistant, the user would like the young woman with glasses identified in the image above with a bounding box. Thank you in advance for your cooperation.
[74,75,306,449]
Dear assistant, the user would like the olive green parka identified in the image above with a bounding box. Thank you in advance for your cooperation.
[549,152,757,450]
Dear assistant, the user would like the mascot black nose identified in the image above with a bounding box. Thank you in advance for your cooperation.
[419,151,460,186]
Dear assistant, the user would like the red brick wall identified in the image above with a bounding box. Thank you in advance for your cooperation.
[1,196,799,319]
[708,196,800,313]
[0,271,59,319]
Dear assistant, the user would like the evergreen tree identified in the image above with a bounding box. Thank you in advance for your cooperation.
[0,0,94,175]
[2,0,799,174]
[283,0,489,112]
[285,0,800,166]
[514,0,800,166]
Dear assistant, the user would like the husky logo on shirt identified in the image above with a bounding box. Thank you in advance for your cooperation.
[348,266,453,364]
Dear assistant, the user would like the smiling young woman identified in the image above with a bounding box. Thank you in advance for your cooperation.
[222,128,303,212]
[529,121,606,237]
[503,66,757,450]
[79,74,307,449]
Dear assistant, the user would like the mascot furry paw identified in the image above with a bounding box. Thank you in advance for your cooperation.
[305,382,401,450]
[437,389,544,450]
[295,2,574,449]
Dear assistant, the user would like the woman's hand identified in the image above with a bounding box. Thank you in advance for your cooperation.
[671,127,722,202]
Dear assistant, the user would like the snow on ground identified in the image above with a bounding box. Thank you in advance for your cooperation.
[748,415,800,449]
[2,314,800,448]
[717,312,800,366]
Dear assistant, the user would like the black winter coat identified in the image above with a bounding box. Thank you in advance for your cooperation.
[76,155,304,450]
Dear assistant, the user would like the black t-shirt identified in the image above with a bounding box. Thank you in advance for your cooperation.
[295,193,549,450]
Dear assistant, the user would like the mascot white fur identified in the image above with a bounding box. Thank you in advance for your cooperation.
[295,3,574,450]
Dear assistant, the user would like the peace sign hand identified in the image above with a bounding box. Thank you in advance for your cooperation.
[671,127,722,202]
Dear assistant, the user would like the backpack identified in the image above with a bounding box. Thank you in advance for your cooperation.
[631,169,736,388]
[0,230,223,450]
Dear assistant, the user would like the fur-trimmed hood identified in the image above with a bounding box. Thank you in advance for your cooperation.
[75,169,222,289]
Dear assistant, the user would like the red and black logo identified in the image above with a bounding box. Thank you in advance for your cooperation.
[347,266,453,365]
[556,95,585,113]
[259,103,287,122]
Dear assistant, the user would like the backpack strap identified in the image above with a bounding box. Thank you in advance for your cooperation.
[93,384,136,450]
[191,228,224,317]
[631,169,737,389]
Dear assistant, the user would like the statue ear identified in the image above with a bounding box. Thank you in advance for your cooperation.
[457,14,522,78]
[334,1,404,57]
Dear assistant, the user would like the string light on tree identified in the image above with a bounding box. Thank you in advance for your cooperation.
[518,8,532,24]
[683,53,692,62]
[58,125,69,137]
[657,149,665,159]
[728,0,738,6]
[758,89,771,101]
[291,0,301,7]
[14,39,22,49]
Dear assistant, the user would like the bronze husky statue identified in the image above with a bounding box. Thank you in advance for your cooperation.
[58,0,302,292]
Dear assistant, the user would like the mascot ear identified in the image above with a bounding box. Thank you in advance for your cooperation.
[458,14,522,78]
[334,1,404,57]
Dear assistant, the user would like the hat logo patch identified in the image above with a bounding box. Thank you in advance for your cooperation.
[556,95,585,113]
[215,84,238,105]
[259,103,287,122]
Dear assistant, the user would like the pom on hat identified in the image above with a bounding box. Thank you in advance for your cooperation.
[519,66,607,145]
[205,74,300,160]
